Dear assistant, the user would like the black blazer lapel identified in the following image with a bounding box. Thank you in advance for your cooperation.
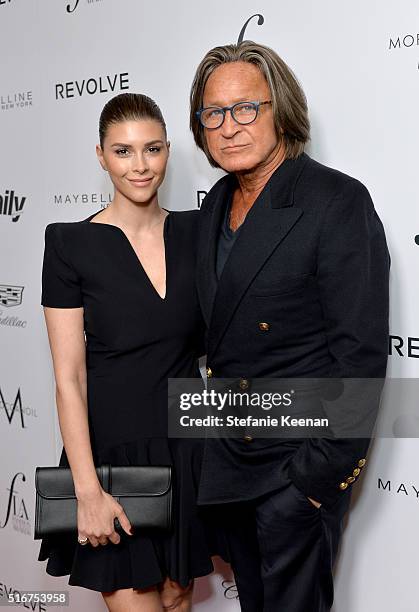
[208,199,303,357]
[207,154,309,358]
[196,175,233,326]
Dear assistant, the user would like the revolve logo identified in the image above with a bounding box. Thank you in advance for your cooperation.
[0,190,26,222]
[389,335,419,359]
[55,72,129,100]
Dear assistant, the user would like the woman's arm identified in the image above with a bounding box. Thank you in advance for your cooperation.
[44,306,132,546]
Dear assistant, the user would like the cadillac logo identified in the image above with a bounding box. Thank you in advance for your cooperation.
[0,285,23,308]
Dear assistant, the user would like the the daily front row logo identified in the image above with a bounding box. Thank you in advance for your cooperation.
[0,473,30,536]
[0,190,26,222]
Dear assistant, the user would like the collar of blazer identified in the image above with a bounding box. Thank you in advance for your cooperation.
[198,153,309,356]
[202,151,309,213]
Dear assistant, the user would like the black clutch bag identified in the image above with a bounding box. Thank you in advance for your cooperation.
[34,464,172,539]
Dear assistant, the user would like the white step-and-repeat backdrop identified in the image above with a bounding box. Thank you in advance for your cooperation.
[1,1,418,610]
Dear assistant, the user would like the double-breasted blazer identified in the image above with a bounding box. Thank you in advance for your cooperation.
[196,152,390,510]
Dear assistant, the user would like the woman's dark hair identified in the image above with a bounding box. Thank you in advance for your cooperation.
[99,93,167,147]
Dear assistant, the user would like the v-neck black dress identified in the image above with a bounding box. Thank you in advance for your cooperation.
[37,210,215,592]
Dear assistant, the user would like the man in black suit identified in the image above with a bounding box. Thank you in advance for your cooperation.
[189,41,389,611]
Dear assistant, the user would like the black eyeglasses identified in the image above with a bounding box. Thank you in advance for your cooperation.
[196,100,272,129]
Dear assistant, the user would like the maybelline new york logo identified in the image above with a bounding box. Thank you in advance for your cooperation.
[0,91,32,112]
[0,190,26,222]
[378,477,419,501]
[54,192,112,206]
[0,473,30,536]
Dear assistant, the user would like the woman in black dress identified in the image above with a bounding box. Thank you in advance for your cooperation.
[38,93,214,611]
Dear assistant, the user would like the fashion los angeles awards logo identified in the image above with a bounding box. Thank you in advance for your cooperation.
[0,472,30,536]
[0,190,26,222]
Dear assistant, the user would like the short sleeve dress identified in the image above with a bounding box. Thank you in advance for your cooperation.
[37,210,215,592]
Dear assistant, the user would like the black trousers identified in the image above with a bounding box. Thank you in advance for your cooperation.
[218,481,352,612]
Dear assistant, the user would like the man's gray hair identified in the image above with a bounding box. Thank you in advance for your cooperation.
[190,41,310,167]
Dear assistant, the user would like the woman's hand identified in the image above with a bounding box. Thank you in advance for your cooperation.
[77,488,133,547]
